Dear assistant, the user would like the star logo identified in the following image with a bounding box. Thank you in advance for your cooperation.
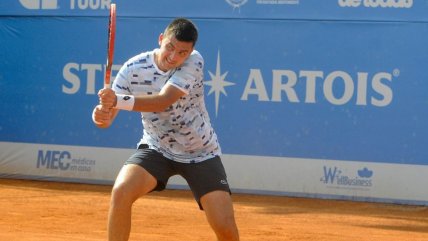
[225,0,248,9]
[205,51,235,117]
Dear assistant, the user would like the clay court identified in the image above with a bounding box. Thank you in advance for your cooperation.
[0,178,427,241]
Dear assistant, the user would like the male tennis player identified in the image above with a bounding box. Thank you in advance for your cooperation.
[92,18,240,241]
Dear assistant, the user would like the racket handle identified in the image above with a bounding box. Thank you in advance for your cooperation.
[104,70,111,89]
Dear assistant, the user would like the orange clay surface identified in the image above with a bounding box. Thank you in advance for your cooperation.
[0,178,428,241]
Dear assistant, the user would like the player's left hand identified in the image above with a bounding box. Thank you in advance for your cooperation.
[98,88,117,109]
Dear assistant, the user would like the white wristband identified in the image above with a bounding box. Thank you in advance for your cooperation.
[115,94,135,111]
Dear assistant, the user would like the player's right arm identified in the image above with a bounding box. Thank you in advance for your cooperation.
[92,57,131,128]
[92,68,123,129]
[92,105,119,128]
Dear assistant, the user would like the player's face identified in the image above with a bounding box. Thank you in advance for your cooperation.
[156,33,194,72]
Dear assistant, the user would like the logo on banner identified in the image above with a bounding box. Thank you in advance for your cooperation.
[62,51,397,118]
[338,0,413,8]
[225,0,248,8]
[202,51,397,117]
[19,0,58,9]
[19,0,112,10]
[320,166,373,189]
[257,0,300,4]
[226,0,300,8]
[205,51,236,116]
[36,149,96,172]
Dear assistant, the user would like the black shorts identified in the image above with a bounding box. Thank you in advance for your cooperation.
[125,144,231,210]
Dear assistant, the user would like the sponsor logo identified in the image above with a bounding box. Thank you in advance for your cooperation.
[19,0,58,9]
[204,51,397,117]
[19,0,112,10]
[358,167,373,178]
[338,0,413,8]
[36,149,96,172]
[226,0,300,7]
[257,0,300,5]
[70,0,112,10]
[225,0,248,8]
[64,52,397,118]
[62,63,121,94]
[320,166,373,189]
[205,51,235,116]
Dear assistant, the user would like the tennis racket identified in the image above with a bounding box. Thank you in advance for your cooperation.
[104,3,116,89]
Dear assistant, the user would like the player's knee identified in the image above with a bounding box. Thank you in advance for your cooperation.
[110,184,137,207]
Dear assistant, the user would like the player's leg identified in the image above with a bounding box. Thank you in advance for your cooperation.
[176,156,240,241]
[108,146,175,241]
[201,190,240,241]
[108,163,157,241]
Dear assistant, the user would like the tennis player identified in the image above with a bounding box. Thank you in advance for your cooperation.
[92,18,240,241]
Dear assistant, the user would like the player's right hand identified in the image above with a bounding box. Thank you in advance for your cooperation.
[98,88,117,109]
[92,104,113,128]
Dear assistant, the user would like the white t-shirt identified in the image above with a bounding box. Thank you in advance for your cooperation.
[113,49,221,163]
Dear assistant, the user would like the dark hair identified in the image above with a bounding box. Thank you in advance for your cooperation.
[164,18,198,46]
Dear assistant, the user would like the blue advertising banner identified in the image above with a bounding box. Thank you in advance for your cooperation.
[1,15,427,166]
[1,0,428,22]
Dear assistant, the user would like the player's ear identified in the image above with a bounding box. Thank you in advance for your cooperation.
[158,33,163,46]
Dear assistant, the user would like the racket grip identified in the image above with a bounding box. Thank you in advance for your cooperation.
[104,71,111,89]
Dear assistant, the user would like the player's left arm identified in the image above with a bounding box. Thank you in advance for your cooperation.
[98,83,186,112]
[100,52,202,112]
[133,83,186,112]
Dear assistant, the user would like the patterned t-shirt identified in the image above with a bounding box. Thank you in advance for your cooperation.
[112,49,221,163]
